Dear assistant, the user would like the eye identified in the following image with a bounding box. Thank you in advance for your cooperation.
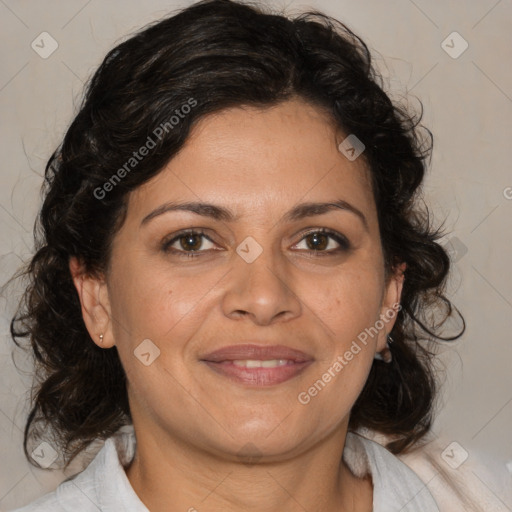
[161,228,351,259]
[293,228,350,256]
[161,230,217,258]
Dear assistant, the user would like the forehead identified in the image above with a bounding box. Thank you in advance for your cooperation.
[127,98,376,225]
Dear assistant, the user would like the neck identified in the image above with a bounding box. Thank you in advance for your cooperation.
[124,421,373,512]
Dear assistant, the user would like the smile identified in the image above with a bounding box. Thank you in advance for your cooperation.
[200,344,314,386]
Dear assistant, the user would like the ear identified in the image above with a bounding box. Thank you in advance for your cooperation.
[69,256,115,348]
[376,262,406,352]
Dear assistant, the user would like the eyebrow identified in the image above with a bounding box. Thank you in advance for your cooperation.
[140,199,368,231]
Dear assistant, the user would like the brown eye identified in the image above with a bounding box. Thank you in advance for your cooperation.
[305,232,329,251]
[178,233,204,251]
[294,229,350,255]
[162,230,216,257]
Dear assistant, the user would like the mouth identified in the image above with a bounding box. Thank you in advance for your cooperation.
[200,344,314,386]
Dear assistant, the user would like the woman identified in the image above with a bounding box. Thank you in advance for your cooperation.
[9,0,468,510]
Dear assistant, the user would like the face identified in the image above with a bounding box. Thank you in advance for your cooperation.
[72,97,404,461]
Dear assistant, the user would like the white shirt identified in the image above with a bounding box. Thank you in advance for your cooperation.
[9,427,440,512]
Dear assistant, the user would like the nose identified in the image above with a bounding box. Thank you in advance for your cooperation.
[221,245,302,326]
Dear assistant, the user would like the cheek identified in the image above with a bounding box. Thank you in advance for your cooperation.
[299,264,383,347]
[107,259,221,345]
[296,270,382,419]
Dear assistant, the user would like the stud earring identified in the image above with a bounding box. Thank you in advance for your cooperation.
[99,334,104,344]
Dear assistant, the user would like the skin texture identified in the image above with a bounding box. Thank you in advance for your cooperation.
[70,97,405,512]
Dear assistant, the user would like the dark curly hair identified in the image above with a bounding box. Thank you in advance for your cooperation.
[10,0,464,469]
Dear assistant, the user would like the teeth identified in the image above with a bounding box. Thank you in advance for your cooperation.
[232,359,290,368]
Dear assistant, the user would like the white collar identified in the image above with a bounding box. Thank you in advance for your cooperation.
[51,426,439,512]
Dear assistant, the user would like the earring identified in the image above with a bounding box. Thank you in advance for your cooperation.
[99,334,104,344]
[374,334,393,363]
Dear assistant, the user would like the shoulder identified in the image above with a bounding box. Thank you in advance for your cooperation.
[7,436,114,512]
[6,468,102,512]
[7,491,63,512]
[346,430,508,512]
[344,432,440,512]
[7,427,146,512]
[398,436,510,512]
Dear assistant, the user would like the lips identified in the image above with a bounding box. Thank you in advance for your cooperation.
[201,344,312,363]
[200,344,314,386]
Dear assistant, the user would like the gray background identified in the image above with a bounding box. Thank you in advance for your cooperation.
[0,0,511,509]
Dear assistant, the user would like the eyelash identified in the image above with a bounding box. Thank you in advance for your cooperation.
[161,228,351,259]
